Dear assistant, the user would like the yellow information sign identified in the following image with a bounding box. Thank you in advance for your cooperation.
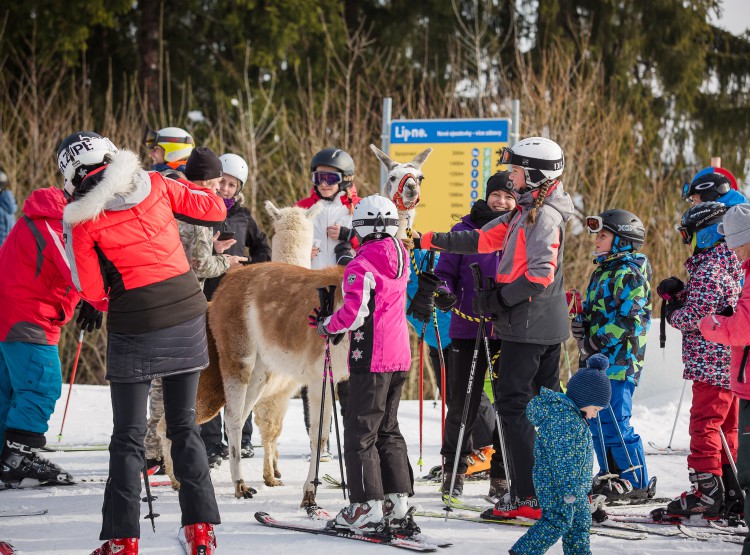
[389,118,510,232]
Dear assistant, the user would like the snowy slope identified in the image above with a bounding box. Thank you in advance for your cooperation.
[0,323,739,554]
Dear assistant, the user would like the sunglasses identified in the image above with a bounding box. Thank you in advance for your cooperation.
[311,171,343,187]
[585,216,604,234]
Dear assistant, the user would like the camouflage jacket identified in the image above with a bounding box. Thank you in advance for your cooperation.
[581,251,652,384]
[178,221,229,288]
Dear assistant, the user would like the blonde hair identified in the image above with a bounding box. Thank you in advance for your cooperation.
[527,180,553,225]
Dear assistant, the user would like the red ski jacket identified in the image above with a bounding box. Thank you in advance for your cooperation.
[63,150,226,334]
[0,187,98,345]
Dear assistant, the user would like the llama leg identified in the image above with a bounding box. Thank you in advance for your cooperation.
[156,414,178,489]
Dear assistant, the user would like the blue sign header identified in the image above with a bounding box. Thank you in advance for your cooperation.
[390,118,510,144]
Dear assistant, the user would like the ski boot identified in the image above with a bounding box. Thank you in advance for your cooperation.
[0,440,74,488]
[481,495,541,520]
[240,439,255,459]
[488,476,509,500]
[589,494,608,523]
[441,472,464,498]
[665,468,724,517]
[205,443,224,469]
[146,455,165,475]
[720,464,744,519]
[384,493,421,536]
[466,446,493,476]
[591,473,634,503]
[423,465,442,482]
[179,522,217,555]
[332,500,384,531]
[90,538,138,555]
[607,476,658,505]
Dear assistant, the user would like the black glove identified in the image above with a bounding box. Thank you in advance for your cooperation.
[407,271,441,323]
[337,226,352,242]
[434,287,457,312]
[656,276,685,301]
[473,286,508,317]
[571,319,585,341]
[577,336,600,361]
[334,241,355,266]
[76,301,102,333]
[412,235,422,250]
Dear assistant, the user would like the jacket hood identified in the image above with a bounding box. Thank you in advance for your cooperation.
[63,150,151,225]
[595,251,652,280]
[718,188,747,208]
[359,236,406,280]
[22,187,67,221]
[526,387,580,427]
[686,241,743,283]
[517,181,574,223]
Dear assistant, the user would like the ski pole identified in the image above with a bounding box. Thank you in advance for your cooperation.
[606,405,643,483]
[660,300,667,349]
[666,380,687,450]
[432,308,447,478]
[142,458,159,532]
[594,414,617,480]
[474,265,512,497]
[417,321,427,471]
[718,427,745,501]
[58,329,85,442]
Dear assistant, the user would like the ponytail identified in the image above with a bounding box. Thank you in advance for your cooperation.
[527,180,553,225]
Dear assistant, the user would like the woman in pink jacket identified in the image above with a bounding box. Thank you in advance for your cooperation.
[309,195,417,534]
[699,203,750,550]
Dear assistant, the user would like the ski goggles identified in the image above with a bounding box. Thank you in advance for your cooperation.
[676,225,693,245]
[681,182,692,201]
[311,170,344,187]
[142,129,194,149]
[585,216,605,234]
[499,146,564,171]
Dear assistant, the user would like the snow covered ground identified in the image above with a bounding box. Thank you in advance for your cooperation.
[0,323,742,554]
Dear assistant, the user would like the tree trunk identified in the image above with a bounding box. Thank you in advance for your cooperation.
[137,0,161,116]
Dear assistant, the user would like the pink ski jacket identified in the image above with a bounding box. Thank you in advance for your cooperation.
[700,259,750,400]
[324,236,410,373]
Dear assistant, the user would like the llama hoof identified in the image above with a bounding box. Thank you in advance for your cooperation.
[264,477,283,487]
[171,480,181,491]
[300,490,316,508]
[274,469,281,479]
[235,480,256,499]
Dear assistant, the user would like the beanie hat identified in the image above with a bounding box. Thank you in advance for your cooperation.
[185,147,223,182]
[485,171,514,201]
[566,354,611,409]
[718,203,750,249]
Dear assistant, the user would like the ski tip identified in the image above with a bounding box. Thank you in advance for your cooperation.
[254,511,270,524]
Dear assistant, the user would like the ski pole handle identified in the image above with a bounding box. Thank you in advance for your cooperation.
[470,262,482,294]
[427,250,436,272]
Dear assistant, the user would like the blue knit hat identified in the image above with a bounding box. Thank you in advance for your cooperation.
[566,354,611,409]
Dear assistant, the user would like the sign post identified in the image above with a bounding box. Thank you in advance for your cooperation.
[389,118,510,232]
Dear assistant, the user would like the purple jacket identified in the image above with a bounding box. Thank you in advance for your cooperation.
[434,216,499,340]
[324,236,410,373]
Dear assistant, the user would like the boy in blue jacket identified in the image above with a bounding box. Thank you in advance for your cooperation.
[510,354,611,555]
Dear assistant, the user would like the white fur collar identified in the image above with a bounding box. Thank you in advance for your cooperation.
[63,150,150,224]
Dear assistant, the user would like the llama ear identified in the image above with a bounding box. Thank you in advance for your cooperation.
[306,203,324,221]
[264,200,280,220]
[410,147,433,170]
[370,144,397,171]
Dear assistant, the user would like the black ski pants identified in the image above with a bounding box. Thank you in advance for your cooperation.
[100,371,220,540]
[441,337,502,474]
[200,411,253,447]
[344,371,412,503]
[495,340,561,499]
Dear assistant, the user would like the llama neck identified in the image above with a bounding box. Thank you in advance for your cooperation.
[397,209,415,239]
[272,229,314,268]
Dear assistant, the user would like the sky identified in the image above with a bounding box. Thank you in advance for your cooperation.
[713,0,750,35]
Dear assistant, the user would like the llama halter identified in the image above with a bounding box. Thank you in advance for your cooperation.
[392,173,421,211]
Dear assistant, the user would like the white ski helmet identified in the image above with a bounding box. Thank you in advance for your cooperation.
[57,131,118,198]
[219,153,249,191]
[500,136,564,188]
[352,195,400,241]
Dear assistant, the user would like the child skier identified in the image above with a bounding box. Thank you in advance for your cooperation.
[699,203,750,533]
[510,354,612,555]
[576,209,652,501]
[417,137,573,519]
[310,194,419,533]
[659,201,742,517]
[682,166,746,208]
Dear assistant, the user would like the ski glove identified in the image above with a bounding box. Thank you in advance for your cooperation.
[663,299,683,326]
[407,271,441,323]
[434,286,457,312]
[577,335,601,361]
[656,276,685,301]
[571,318,585,341]
[473,286,508,318]
[308,307,345,344]
[76,301,103,333]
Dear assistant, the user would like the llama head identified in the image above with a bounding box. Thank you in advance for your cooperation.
[264,200,323,267]
[369,144,432,212]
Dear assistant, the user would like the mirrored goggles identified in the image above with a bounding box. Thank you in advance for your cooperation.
[682,182,692,201]
[143,129,158,148]
[499,147,514,165]
[677,225,692,244]
[312,170,343,186]
[585,216,604,234]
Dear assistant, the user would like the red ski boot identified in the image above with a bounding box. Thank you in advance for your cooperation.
[179,523,216,555]
[482,495,541,520]
[90,538,138,555]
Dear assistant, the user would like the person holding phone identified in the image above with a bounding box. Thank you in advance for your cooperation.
[201,153,271,465]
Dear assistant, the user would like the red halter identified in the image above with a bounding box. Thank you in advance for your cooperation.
[392,173,421,211]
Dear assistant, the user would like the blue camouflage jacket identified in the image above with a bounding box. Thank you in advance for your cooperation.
[581,252,652,384]
[528,388,593,506]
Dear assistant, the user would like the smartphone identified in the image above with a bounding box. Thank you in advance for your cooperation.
[218,231,236,241]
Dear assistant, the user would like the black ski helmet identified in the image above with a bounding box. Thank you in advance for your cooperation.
[309,147,355,197]
[682,167,735,202]
[586,209,645,252]
[678,201,727,245]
